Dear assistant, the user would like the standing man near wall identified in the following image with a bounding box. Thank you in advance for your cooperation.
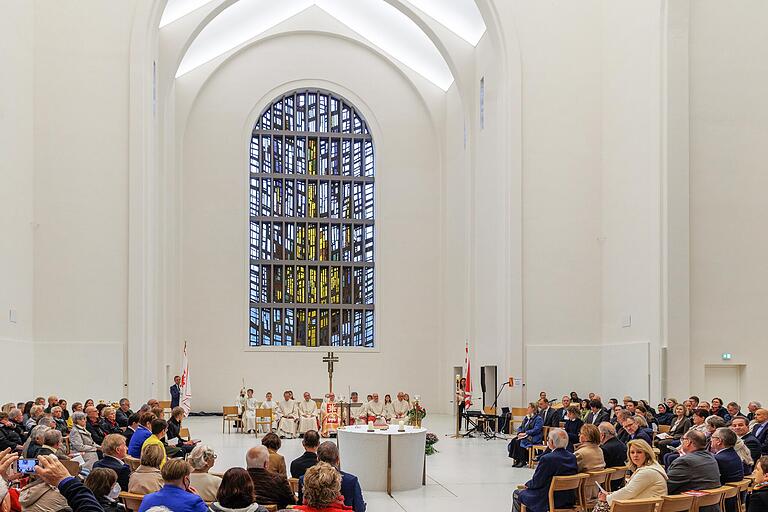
[170,376,181,409]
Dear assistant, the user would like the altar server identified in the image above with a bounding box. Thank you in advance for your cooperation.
[242,389,259,433]
[298,392,320,434]
[277,391,300,438]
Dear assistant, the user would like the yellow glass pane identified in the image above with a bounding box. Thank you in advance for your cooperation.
[296,266,305,303]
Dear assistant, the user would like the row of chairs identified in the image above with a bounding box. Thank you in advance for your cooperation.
[519,474,753,512]
[222,406,274,435]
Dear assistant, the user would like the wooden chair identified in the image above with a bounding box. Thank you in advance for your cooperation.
[528,426,552,468]
[483,406,498,432]
[726,479,752,512]
[606,466,629,492]
[61,459,80,477]
[263,505,278,512]
[582,469,614,511]
[158,400,172,418]
[521,473,588,512]
[223,406,241,433]
[254,408,273,436]
[713,484,740,512]
[692,487,728,512]
[179,427,191,441]
[610,498,663,512]
[658,425,671,434]
[125,454,140,471]
[119,492,145,512]
[660,494,694,512]
[289,477,299,496]
[511,407,529,431]
[63,436,71,454]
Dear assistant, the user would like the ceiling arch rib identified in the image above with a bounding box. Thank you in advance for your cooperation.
[170,0,480,91]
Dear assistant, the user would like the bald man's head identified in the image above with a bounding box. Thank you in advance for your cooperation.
[246,445,269,469]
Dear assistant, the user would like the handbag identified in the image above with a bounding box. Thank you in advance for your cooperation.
[593,499,611,512]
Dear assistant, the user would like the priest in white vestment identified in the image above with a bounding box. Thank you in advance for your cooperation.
[276,391,299,438]
[393,392,410,420]
[359,393,386,424]
[242,388,259,433]
[298,392,320,434]
[260,391,277,433]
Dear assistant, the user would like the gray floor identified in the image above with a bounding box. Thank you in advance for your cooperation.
[186,413,531,511]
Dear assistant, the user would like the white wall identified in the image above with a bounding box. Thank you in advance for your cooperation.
[31,0,134,401]
[178,32,442,411]
[0,0,35,404]
[688,0,768,405]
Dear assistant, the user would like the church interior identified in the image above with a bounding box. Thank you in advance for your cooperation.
[2,1,767,510]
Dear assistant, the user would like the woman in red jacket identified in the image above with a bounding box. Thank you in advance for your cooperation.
[293,462,353,512]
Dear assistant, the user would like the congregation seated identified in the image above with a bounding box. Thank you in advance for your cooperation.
[655,403,673,425]
[291,429,320,478]
[142,418,169,466]
[753,408,768,455]
[101,407,124,436]
[246,445,296,509]
[507,402,543,467]
[731,416,762,463]
[124,413,140,445]
[598,439,667,505]
[598,422,627,467]
[657,403,691,455]
[188,444,222,502]
[666,430,721,509]
[70,410,101,469]
[512,428,577,512]
[574,424,605,472]
[0,411,24,452]
[51,406,69,435]
[261,432,287,475]
[127,412,156,458]
[562,405,583,451]
[750,456,768,512]
[128,443,165,494]
[168,406,198,455]
[116,398,133,428]
[711,427,745,512]
[289,462,353,512]
[211,467,270,512]
[84,467,125,512]
[37,429,70,460]
[585,399,609,426]
[93,433,132,492]
[298,441,365,512]
[137,458,208,512]
[25,425,50,459]
[622,415,653,444]
[85,406,107,445]
[18,463,70,512]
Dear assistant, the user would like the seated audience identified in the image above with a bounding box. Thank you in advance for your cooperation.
[752,409,768,455]
[50,406,69,435]
[598,440,667,505]
[623,416,652,445]
[731,416,762,464]
[85,406,107,445]
[538,398,559,427]
[25,425,50,459]
[614,410,633,443]
[116,399,133,428]
[261,432,287,476]
[747,402,762,422]
[37,429,70,460]
[508,402,544,468]
[749,456,768,512]
[128,443,166,494]
[94,434,131,492]
[711,427,745,512]
[575,424,605,472]
[141,418,168,467]
[138,459,208,512]
[69,411,101,469]
[0,412,24,452]
[666,430,721,511]
[291,429,320,478]
[657,404,691,455]
[246,445,296,510]
[210,467,269,512]
[18,472,69,512]
[84,467,125,512]
[727,402,746,423]
[299,441,366,512]
[128,412,156,458]
[711,398,728,420]
[513,429,578,512]
[563,405,584,451]
[168,407,198,455]
[655,404,673,425]
[585,400,609,426]
[24,405,44,431]
[101,407,123,436]
[188,444,222,503]
[598,422,627,470]
[293,462,353,512]
[124,413,140,445]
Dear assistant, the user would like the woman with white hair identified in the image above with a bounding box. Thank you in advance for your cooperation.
[188,444,222,502]
[69,411,100,469]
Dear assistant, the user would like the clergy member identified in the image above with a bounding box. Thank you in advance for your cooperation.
[260,392,277,433]
[393,392,410,420]
[242,388,259,433]
[321,393,340,437]
[277,390,299,439]
[298,392,320,434]
[360,393,386,424]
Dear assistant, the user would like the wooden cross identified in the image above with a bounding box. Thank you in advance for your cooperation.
[323,351,339,393]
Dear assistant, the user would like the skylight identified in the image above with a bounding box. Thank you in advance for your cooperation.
[405,0,486,46]
[160,0,214,28]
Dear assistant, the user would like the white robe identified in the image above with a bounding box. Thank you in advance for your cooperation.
[242,397,259,432]
[298,399,319,433]
[382,402,395,421]
[277,399,299,437]
[393,399,410,419]
[360,400,385,420]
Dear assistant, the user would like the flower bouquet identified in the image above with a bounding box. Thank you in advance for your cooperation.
[407,402,426,427]
[425,432,439,455]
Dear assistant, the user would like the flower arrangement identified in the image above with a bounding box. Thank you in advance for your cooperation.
[425,432,439,455]
[407,402,427,427]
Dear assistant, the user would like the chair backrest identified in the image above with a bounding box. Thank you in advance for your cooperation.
[585,468,613,487]
[549,473,587,511]
[223,406,239,416]
[607,466,629,491]
[719,485,739,501]
[660,494,695,512]
[289,477,299,494]
[611,498,663,512]
[159,400,171,409]
[61,459,80,476]
[693,487,727,512]
[119,492,145,512]
[255,408,273,419]
[727,479,751,493]
[179,427,190,440]
[541,426,551,442]
[659,425,671,433]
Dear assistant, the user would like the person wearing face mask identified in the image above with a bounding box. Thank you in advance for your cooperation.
[138,459,208,512]
[84,468,125,512]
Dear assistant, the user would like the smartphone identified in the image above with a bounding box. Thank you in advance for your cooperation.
[15,458,39,474]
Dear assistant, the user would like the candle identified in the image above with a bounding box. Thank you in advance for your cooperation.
[398,420,405,432]
[367,420,374,431]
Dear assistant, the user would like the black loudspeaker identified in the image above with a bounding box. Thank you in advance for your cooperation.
[480,368,487,393]
[480,366,497,409]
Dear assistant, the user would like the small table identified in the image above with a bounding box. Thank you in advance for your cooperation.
[337,424,427,495]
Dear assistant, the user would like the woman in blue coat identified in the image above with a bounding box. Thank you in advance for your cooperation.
[508,402,544,467]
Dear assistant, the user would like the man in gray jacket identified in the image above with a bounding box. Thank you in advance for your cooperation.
[667,430,721,512]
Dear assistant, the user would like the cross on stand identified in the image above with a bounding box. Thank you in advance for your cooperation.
[323,351,339,394]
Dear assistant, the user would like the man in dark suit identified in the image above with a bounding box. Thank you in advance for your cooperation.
[667,430,721,512]
[123,414,139,446]
[622,416,652,445]
[93,433,131,491]
[598,422,627,490]
[711,428,744,512]
[298,441,366,512]
[0,412,24,452]
[555,397,572,423]
[730,416,761,464]
[170,375,182,409]
[246,445,296,510]
[513,428,578,512]
[585,400,609,426]
[747,402,761,422]
[538,398,558,428]
[290,429,319,478]
[115,398,133,428]
[85,406,106,445]
[752,409,768,454]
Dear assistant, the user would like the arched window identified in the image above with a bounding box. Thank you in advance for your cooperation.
[249,90,375,347]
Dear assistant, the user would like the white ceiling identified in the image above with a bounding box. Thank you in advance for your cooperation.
[165,0,487,90]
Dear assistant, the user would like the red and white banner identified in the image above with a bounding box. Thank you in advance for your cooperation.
[464,341,473,407]
[180,341,192,416]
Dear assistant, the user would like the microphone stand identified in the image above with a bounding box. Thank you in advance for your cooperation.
[481,381,508,440]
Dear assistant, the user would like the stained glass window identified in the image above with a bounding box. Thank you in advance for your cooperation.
[249,90,375,347]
